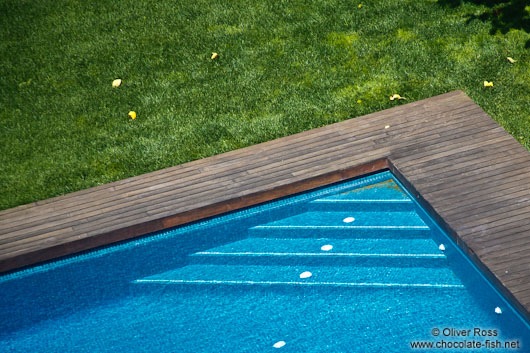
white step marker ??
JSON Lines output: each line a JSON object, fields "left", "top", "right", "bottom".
{"left": 299, "top": 271, "right": 312, "bottom": 279}
{"left": 438, "top": 244, "right": 446, "bottom": 251}
{"left": 321, "top": 244, "right": 333, "bottom": 251}
{"left": 495, "top": 307, "right": 502, "bottom": 315}
{"left": 343, "top": 217, "right": 355, "bottom": 223}
{"left": 273, "top": 341, "right": 286, "bottom": 349}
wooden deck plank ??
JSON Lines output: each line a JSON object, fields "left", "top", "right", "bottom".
{"left": 0, "top": 152, "right": 389, "bottom": 256}
{"left": 0, "top": 157, "right": 389, "bottom": 258}
{"left": 487, "top": 246, "right": 530, "bottom": 266}
{"left": 469, "top": 220, "right": 530, "bottom": 245}
{"left": 421, "top": 166, "right": 530, "bottom": 206}
{"left": 453, "top": 198, "right": 530, "bottom": 233}
{"left": 472, "top": 228, "right": 530, "bottom": 253}
{"left": 396, "top": 141, "right": 522, "bottom": 181}
{"left": 484, "top": 248, "right": 530, "bottom": 269}
{"left": 448, "top": 190, "right": 530, "bottom": 225}
{"left": 415, "top": 154, "right": 530, "bottom": 192}
{"left": 442, "top": 180, "right": 530, "bottom": 212}
{"left": 461, "top": 219, "right": 530, "bottom": 250}
{"left": 502, "top": 265, "right": 530, "bottom": 284}
{"left": 514, "top": 284, "right": 530, "bottom": 295}
{"left": 0, "top": 148, "right": 389, "bottom": 247}
{"left": 393, "top": 141, "right": 516, "bottom": 182}
{"left": 0, "top": 141, "right": 387, "bottom": 243}
{"left": 496, "top": 277, "right": 530, "bottom": 297}
{"left": 408, "top": 154, "right": 529, "bottom": 190}
{"left": 393, "top": 131, "right": 511, "bottom": 170}
{"left": 423, "top": 167, "right": 530, "bottom": 210}
{"left": 441, "top": 182, "right": 530, "bottom": 218}
{"left": 2, "top": 90, "right": 530, "bottom": 321}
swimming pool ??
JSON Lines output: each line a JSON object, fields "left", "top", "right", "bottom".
{"left": 1, "top": 170, "right": 529, "bottom": 352}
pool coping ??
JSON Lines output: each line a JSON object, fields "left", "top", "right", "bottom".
{"left": 2, "top": 90, "right": 530, "bottom": 320}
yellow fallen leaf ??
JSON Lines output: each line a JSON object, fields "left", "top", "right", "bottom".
{"left": 385, "top": 125, "right": 390, "bottom": 129}
{"left": 507, "top": 57, "right": 516, "bottom": 64}
{"left": 389, "top": 94, "right": 406, "bottom": 101}
{"left": 112, "top": 79, "right": 122, "bottom": 87}
{"left": 128, "top": 111, "right": 137, "bottom": 120}
{"left": 484, "top": 81, "right": 493, "bottom": 87}
{"left": 357, "top": 99, "right": 362, "bottom": 104}
{"left": 358, "top": 4, "right": 362, "bottom": 8}
{"left": 211, "top": 52, "right": 219, "bottom": 60}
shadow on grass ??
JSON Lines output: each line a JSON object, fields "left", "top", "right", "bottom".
{"left": 438, "top": 0, "right": 530, "bottom": 48}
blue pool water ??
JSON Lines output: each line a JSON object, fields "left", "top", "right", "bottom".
{"left": 1, "top": 171, "right": 529, "bottom": 352}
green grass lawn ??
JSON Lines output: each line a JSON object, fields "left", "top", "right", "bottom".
{"left": 1, "top": 0, "right": 530, "bottom": 211}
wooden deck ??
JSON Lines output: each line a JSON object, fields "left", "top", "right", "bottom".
{"left": 2, "top": 90, "right": 530, "bottom": 318}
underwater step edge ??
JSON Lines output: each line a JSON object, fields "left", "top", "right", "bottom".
{"left": 188, "top": 237, "right": 447, "bottom": 268}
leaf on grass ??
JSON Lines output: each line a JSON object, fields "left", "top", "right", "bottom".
{"left": 112, "top": 79, "right": 122, "bottom": 87}
{"left": 18, "top": 79, "right": 32, "bottom": 87}
{"left": 389, "top": 94, "right": 406, "bottom": 101}
{"left": 128, "top": 111, "right": 137, "bottom": 120}
{"left": 507, "top": 57, "right": 516, "bottom": 64}
{"left": 211, "top": 52, "right": 219, "bottom": 60}
{"left": 483, "top": 81, "right": 493, "bottom": 87}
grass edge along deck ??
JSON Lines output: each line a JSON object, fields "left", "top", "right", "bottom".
{"left": 2, "top": 90, "right": 530, "bottom": 322}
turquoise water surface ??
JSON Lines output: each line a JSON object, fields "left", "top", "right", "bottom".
{"left": 1, "top": 171, "right": 529, "bottom": 352}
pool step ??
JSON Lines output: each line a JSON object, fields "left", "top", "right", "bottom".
{"left": 134, "top": 264, "right": 464, "bottom": 289}
{"left": 189, "top": 238, "right": 447, "bottom": 267}
{"left": 308, "top": 179, "right": 414, "bottom": 211}
{"left": 248, "top": 211, "right": 432, "bottom": 238}
{"left": 308, "top": 199, "right": 414, "bottom": 212}
{"left": 322, "top": 179, "right": 410, "bottom": 200}
{"left": 133, "top": 180, "right": 460, "bottom": 291}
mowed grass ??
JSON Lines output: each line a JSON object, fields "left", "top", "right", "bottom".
{"left": 1, "top": 0, "right": 530, "bottom": 210}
